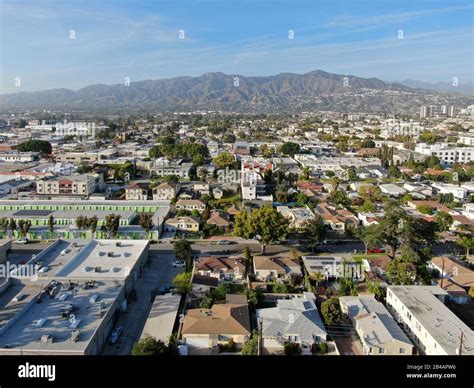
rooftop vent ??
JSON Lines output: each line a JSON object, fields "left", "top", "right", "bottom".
{"left": 40, "top": 334, "right": 54, "bottom": 343}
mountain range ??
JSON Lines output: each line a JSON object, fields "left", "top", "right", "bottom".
{"left": 1, "top": 70, "right": 472, "bottom": 113}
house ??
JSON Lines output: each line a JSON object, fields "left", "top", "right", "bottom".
{"left": 164, "top": 216, "right": 200, "bottom": 233}
{"left": 213, "top": 187, "right": 224, "bottom": 199}
{"left": 296, "top": 180, "right": 324, "bottom": 198}
{"left": 367, "top": 255, "right": 391, "bottom": 278}
{"left": 302, "top": 256, "right": 364, "bottom": 280}
{"left": 152, "top": 182, "right": 180, "bottom": 200}
{"left": 429, "top": 256, "right": 474, "bottom": 304}
{"left": 175, "top": 199, "right": 206, "bottom": 213}
{"left": 315, "top": 202, "right": 358, "bottom": 232}
{"left": 276, "top": 206, "right": 315, "bottom": 230}
{"left": 379, "top": 183, "right": 406, "bottom": 197}
{"left": 194, "top": 256, "right": 246, "bottom": 281}
{"left": 206, "top": 210, "right": 231, "bottom": 230}
{"left": 256, "top": 292, "right": 327, "bottom": 355}
{"left": 253, "top": 255, "right": 302, "bottom": 282}
{"left": 181, "top": 300, "right": 251, "bottom": 354}
{"left": 386, "top": 285, "right": 474, "bottom": 355}
{"left": 192, "top": 274, "right": 219, "bottom": 297}
{"left": 339, "top": 296, "right": 414, "bottom": 355}
{"left": 125, "top": 183, "right": 149, "bottom": 201}
{"left": 193, "top": 182, "right": 210, "bottom": 196}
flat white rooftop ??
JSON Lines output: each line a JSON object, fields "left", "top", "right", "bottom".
{"left": 388, "top": 286, "right": 474, "bottom": 355}
{"left": 0, "top": 279, "right": 121, "bottom": 354}
{"left": 140, "top": 293, "right": 181, "bottom": 343}
{"left": 54, "top": 239, "right": 149, "bottom": 280}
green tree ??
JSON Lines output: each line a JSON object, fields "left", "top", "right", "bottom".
{"left": 233, "top": 206, "right": 289, "bottom": 253}
{"left": 241, "top": 330, "right": 259, "bottom": 355}
{"left": 86, "top": 216, "right": 98, "bottom": 236}
{"left": 0, "top": 218, "right": 8, "bottom": 235}
{"left": 320, "top": 297, "right": 341, "bottom": 325}
{"left": 48, "top": 215, "right": 54, "bottom": 233}
{"left": 17, "top": 140, "right": 52, "bottom": 154}
{"left": 457, "top": 235, "right": 474, "bottom": 257}
{"left": 280, "top": 142, "right": 300, "bottom": 157}
{"left": 17, "top": 219, "right": 32, "bottom": 238}
{"left": 139, "top": 213, "right": 154, "bottom": 234}
{"left": 435, "top": 211, "right": 453, "bottom": 232}
{"left": 172, "top": 272, "right": 192, "bottom": 295}
{"left": 174, "top": 239, "right": 193, "bottom": 271}
{"left": 212, "top": 152, "right": 236, "bottom": 169}
{"left": 303, "top": 215, "right": 326, "bottom": 253}
{"left": 9, "top": 218, "right": 17, "bottom": 234}
{"left": 386, "top": 259, "right": 416, "bottom": 285}
{"left": 131, "top": 335, "right": 177, "bottom": 355}
{"left": 75, "top": 215, "right": 86, "bottom": 230}
{"left": 272, "top": 283, "right": 288, "bottom": 293}
{"left": 105, "top": 214, "right": 121, "bottom": 237}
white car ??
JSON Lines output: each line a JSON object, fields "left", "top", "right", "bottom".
{"left": 13, "top": 239, "right": 28, "bottom": 244}
{"left": 172, "top": 260, "right": 185, "bottom": 268}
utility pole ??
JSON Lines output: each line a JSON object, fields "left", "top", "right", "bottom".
{"left": 458, "top": 330, "right": 465, "bottom": 355}
{"left": 440, "top": 258, "right": 445, "bottom": 289}
{"left": 257, "top": 318, "right": 263, "bottom": 356}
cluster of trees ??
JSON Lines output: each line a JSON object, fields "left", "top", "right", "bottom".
{"left": 0, "top": 218, "right": 19, "bottom": 235}
{"left": 131, "top": 335, "right": 178, "bottom": 356}
{"left": 17, "top": 140, "right": 52, "bottom": 154}
{"left": 138, "top": 214, "right": 154, "bottom": 233}
{"left": 0, "top": 218, "right": 31, "bottom": 237}
{"left": 149, "top": 136, "right": 209, "bottom": 164}
{"left": 358, "top": 202, "right": 438, "bottom": 285}
{"left": 75, "top": 216, "right": 99, "bottom": 235}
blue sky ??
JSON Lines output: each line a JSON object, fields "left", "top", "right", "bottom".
{"left": 1, "top": 0, "right": 473, "bottom": 93}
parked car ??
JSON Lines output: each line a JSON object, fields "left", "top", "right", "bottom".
{"left": 216, "top": 240, "right": 233, "bottom": 245}
{"left": 13, "top": 238, "right": 28, "bottom": 244}
{"left": 172, "top": 260, "right": 185, "bottom": 268}
{"left": 109, "top": 326, "right": 123, "bottom": 344}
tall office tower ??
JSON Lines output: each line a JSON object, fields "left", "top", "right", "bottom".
{"left": 448, "top": 105, "right": 456, "bottom": 117}
{"left": 419, "top": 106, "right": 429, "bottom": 118}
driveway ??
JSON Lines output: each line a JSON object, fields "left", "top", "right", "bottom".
{"left": 101, "top": 249, "right": 183, "bottom": 355}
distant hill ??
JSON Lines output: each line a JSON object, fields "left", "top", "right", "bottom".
{"left": 399, "top": 79, "right": 474, "bottom": 96}
{"left": 1, "top": 70, "right": 472, "bottom": 113}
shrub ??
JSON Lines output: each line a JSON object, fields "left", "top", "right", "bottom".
{"left": 311, "top": 343, "right": 320, "bottom": 354}
{"left": 319, "top": 343, "right": 329, "bottom": 354}
{"left": 272, "top": 283, "right": 289, "bottom": 293}
{"left": 284, "top": 342, "right": 301, "bottom": 355}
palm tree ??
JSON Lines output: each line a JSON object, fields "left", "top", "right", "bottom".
{"left": 457, "top": 235, "right": 474, "bottom": 259}
{"left": 312, "top": 272, "right": 326, "bottom": 287}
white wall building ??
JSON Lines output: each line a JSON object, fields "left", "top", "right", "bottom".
{"left": 386, "top": 285, "right": 474, "bottom": 355}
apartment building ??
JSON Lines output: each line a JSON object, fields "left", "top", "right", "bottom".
{"left": 36, "top": 173, "right": 104, "bottom": 197}
{"left": 415, "top": 143, "right": 474, "bottom": 166}
{"left": 340, "top": 296, "right": 414, "bottom": 355}
{"left": 386, "top": 285, "right": 474, "bottom": 355}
